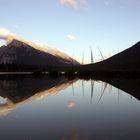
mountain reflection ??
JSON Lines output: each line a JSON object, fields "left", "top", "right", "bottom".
{"left": 0, "top": 76, "right": 140, "bottom": 116}
{"left": 0, "top": 76, "right": 77, "bottom": 116}
{"left": 0, "top": 77, "right": 140, "bottom": 140}
{"left": 100, "top": 78, "right": 140, "bottom": 101}
{"left": 80, "top": 77, "right": 140, "bottom": 104}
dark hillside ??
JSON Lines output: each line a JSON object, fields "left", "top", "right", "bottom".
{"left": 83, "top": 41, "right": 140, "bottom": 73}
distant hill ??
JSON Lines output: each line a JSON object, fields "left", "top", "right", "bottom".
{"left": 82, "top": 41, "right": 140, "bottom": 73}
{"left": 0, "top": 38, "right": 80, "bottom": 71}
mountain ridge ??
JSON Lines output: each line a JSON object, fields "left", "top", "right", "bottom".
{"left": 82, "top": 41, "right": 140, "bottom": 73}
{"left": 0, "top": 37, "right": 80, "bottom": 71}
{"left": 7, "top": 38, "right": 78, "bottom": 63}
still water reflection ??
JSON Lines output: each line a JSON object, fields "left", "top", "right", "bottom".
{"left": 0, "top": 76, "right": 140, "bottom": 140}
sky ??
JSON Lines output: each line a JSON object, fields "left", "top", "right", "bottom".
{"left": 0, "top": 0, "right": 140, "bottom": 63}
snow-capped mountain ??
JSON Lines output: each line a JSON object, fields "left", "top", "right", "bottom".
{"left": 0, "top": 37, "right": 80, "bottom": 69}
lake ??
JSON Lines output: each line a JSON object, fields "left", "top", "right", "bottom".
{"left": 0, "top": 76, "right": 140, "bottom": 140}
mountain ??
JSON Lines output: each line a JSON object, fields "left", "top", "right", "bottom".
{"left": 0, "top": 37, "right": 80, "bottom": 71}
{"left": 82, "top": 41, "right": 140, "bottom": 73}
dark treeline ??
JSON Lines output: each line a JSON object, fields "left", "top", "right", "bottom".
{"left": 0, "top": 63, "right": 140, "bottom": 79}
{"left": 0, "top": 63, "right": 66, "bottom": 72}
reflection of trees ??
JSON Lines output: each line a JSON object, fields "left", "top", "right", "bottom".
{"left": 80, "top": 78, "right": 136, "bottom": 104}
{"left": 82, "top": 80, "right": 84, "bottom": 96}
{"left": 90, "top": 80, "right": 94, "bottom": 104}
{"left": 97, "top": 82, "right": 108, "bottom": 104}
{"left": 72, "top": 82, "right": 75, "bottom": 96}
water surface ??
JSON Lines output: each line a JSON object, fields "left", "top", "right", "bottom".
{"left": 0, "top": 76, "right": 140, "bottom": 140}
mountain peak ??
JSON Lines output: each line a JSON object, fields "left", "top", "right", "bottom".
{"left": 8, "top": 39, "right": 26, "bottom": 47}
{"left": 0, "top": 35, "right": 80, "bottom": 67}
{"left": 6, "top": 38, "right": 80, "bottom": 65}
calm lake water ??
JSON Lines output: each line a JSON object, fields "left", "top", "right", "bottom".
{"left": 0, "top": 76, "right": 140, "bottom": 140}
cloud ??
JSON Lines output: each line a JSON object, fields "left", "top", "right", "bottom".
{"left": 66, "top": 34, "right": 77, "bottom": 40}
{"left": 60, "top": 0, "right": 77, "bottom": 9}
{"left": 60, "top": 0, "right": 88, "bottom": 9}
{"left": 0, "top": 28, "right": 14, "bottom": 40}
{"left": 0, "top": 28, "right": 20, "bottom": 44}
{"left": 68, "top": 101, "right": 76, "bottom": 108}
